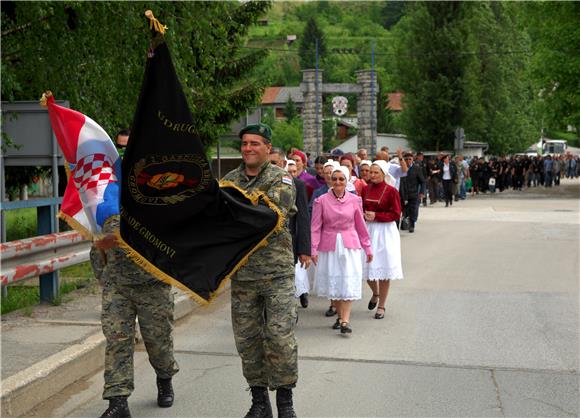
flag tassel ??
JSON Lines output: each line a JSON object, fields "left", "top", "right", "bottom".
{"left": 58, "top": 212, "right": 93, "bottom": 241}
{"left": 145, "top": 10, "right": 167, "bottom": 35}
{"left": 39, "top": 90, "right": 53, "bottom": 108}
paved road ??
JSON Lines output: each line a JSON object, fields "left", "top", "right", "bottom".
{"left": 32, "top": 180, "right": 579, "bottom": 417}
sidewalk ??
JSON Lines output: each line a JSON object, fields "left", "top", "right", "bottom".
{"left": 0, "top": 283, "right": 204, "bottom": 418}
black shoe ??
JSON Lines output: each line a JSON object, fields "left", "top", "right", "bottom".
{"left": 409, "top": 224, "right": 415, "bottom": 233}
{"left": 367, "top": 294, "right": 379, "bottom": 310}
{"left": 100, "top": 397, "right": 131, "bottom": 418}
{"left": 245, "top": 387, "right": 273, "bottom": 418}
{"left": 332, "top": 318, "right": 341, "bottom": 330}
{"left": 276, "top": 388, "right": 297, "bottom": 418}
{"left": 157, "top": 377, "right": 174, "bottom": 408}
{"left": 340, "top": 322, "right": 352, "bottom": 334}
{"left": 445, "top": 202, "right": 449, "bottom": 207}
{"left": 299, "top": 293, "right": 309, "bottom": 308}
{"left": 324, "top": 305, "right": 337, "bottom": 317}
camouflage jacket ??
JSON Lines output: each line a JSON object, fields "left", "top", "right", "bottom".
{"left": 222, "top": 161, "right": 296, "bottom": 281}
{"left": 101, "top": 215, "right": 159, "bottom": 286}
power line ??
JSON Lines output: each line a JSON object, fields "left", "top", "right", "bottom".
{"left": 241, "top": 45, "right": 535, "bottom": 58}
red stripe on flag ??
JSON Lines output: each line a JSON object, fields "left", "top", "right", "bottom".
{"left": 46, "top": 97, "right": 85, "bottom": 163}
{"left": 61, "top": 176, "right": 83, "bottom": 219}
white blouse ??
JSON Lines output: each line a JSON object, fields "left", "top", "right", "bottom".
{"left": 442, "top": 163, "right": 451, "bottom": 180}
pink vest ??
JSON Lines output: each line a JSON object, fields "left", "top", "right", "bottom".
{"left": 311, "top": 189, "right": 372, "bottom": 257}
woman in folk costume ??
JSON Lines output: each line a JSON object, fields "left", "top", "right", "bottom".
{"left": 358, "top": 160, "right": 373, "bottom": 184}
{"left": 289, "top": 149, "right": 318, "bottom": 200}
{"left": 311, "top": 166, "right": 373, "bottom": 335}
{"left": 362, "top": 160, "right": 403, "bottom": 319}
{"left": 339, "top": 153, "right": 365, "bottom": 195}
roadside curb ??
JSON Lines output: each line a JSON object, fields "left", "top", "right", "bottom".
{"left": 0, "top": 292, "right": 198, "bottom": 418}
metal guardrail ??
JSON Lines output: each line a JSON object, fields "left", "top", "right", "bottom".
{"left": 1, "top": 197, "right": 65, "bottom": 302}
{"left": 0, "top": 231, "right": 90, "bottom": 287}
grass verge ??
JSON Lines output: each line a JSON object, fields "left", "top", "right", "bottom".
{"left": 5, "top": 208, "right": 37, "bottom": 241}
{"left": 1, "top": 261, "right": 95, "bottom": 315}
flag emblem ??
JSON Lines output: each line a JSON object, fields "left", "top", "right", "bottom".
{"left": 128, "top": 154, "right": 211, "bottom": 205}
{"left": 73, "top": 153, "right": 117, "bottom": 192}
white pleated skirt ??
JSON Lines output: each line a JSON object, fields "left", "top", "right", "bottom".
{"left": 314, "top": 233, "right": 364, "bottom": 301}
{"left": 363, "top": 221, "right": 404, "bottom": 281}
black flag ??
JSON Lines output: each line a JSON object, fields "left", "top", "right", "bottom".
{"left": 119, "top": 34, "right": 280, "bottom": 303}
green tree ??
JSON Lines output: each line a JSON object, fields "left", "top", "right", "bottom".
{"left": 376, "top": 79, "right": 396, "bottom": 134}
{"left": 283, "top": 97, "right": 298, "bottom": 122}
{"left": 322, "top": 118, "right": 338, "bottom": 152}
{"left": 1, "top": 1, "right": 271, "bottom": 146}
{"left": 393, "top": 2, "right": 536, "bottom": 153}
{"left": 462, "top": 2, "right": 536, "bottom": 154}
{"left": 394, "top": 2, "right": 469, "bottom": 151}
{"left": 271, "top": 118, "right": 303, "bottom": 151}
{"left": 378, "top": 1, "right": 406, "bottom": 29}
{"left": 298, "top": 17, "right": 327, "bottom": 69}
{"left": 525, "top": 2, "right": 580, "bottom": 132}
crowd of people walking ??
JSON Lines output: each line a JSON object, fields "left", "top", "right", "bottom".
{"left": 274, "top": 145, "right": 580, "bottom": 336}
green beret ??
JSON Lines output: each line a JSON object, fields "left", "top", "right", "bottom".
{"left": 238, "top": 123, "right": 272, "bottom": 143}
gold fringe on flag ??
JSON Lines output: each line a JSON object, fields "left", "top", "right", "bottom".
{"left": 58, "top": 212, "right": 94, "bottom": 241}
{"left": 114, "top": 182, "right": 286, "bottom": 306}
{"left": 115, "top": 230, "right": 211, "bottom": 306}
{"left": 217, "top": 181, "right": 286, "bottom": 292}
{"left": 145, "top": 10, "right": 167, "bottom": 35}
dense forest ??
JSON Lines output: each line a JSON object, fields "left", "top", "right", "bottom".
{"left": 2, "top": 1, "right": 579, "bottom": 156}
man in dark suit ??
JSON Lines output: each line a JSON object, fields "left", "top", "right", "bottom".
{"left": 270, "top": 148, "right": 311, "bottom": 308}
{"left": 400, "top": 153, "right": 425, "bottom": 233}
{"left": 415, "top": 152, "right": 428, "bottom": 206}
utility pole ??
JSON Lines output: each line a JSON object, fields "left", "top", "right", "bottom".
{"left": 315, "top": 38, "right": 320, "bottom": 156}
{"left": 371, "top": 40, "right": 376, "bottom": 156}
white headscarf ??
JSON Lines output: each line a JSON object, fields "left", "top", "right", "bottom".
{"left": 324, "top": 160, "right": 340, "bottom": 170}
{"left": 332, "top": 166, "right": 350, "bottom": 181}
{"left": 372, "top": 161, "right": 396, "bottom": 187}
{"left": 372, "top": 160, "right": 390, "bottom": 176}
{"left": 360, "top": 160, "right": 372, "bottom": 168}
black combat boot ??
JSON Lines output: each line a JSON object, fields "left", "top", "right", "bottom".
{"left": 299, "top": 293, "right": 309, "bottom": 308}
{"left": 276, "top": 388, "right": 297, "bottom": 418}
{"left": 100, "top": 396, "right": 131, "bottom": 418}
{"left": 157, "top": 377, "right": 174, "bottom": 407}
{"left": 244, "top": 386, "right": 273, "bottom": 418}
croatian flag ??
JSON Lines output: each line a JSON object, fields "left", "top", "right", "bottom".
{"left": 43, "top": 92, "right": 120, "bottom": 238}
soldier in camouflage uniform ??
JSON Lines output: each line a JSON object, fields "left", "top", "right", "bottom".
{"left": 88, "top": 129, "right": 130, "bottom": 285}
{"left": 222, "top": 123, "right": 298, "bottom": 418}
{"left": 94, "top": 127, "right": 178, "bottom": 418}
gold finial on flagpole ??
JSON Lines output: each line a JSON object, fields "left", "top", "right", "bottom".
{"left": 39, "top": 91, "right": 53, "bottom": 107}
{"left": 145, "top": 10, "right": 167, "bottom": 35}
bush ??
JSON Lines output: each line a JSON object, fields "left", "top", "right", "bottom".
{"left": 272, "top": 119, "right": 304, "bottom": 152}
{"left": 5, "top": 208, "right": 36, "bottom": 241}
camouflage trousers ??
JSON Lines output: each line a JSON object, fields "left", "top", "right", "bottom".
{"left": 101, "top": 281, "right": 179, "bottom": 399}
{"left": 231, "top": 276, "right": 298, "bottom": 390}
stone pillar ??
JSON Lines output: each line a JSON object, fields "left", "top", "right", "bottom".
{"left": 356, "top": 70, "right": 377, "bottom": 154}
{"left": 300, "top": 69, "right": 323, "bottom": 156}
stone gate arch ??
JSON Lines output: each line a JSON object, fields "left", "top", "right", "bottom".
{"left": 300, "top": 69, "right": 377, "bottom": 156}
